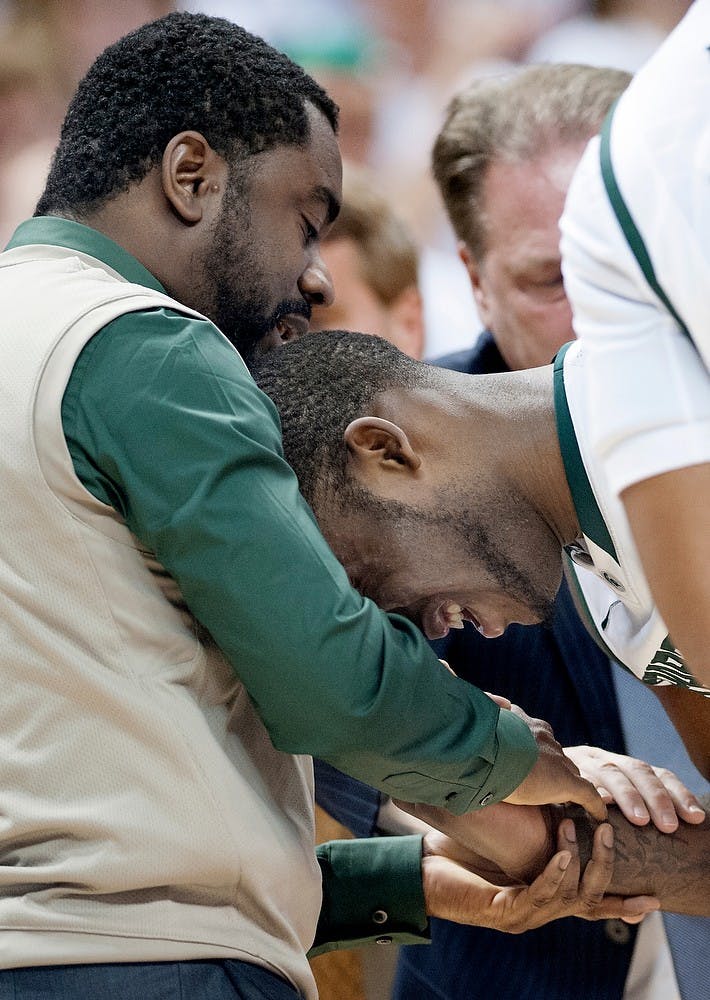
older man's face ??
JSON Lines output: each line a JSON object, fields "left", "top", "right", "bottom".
{"left": 464, "top": 142, "right": 587, "bottom": 371}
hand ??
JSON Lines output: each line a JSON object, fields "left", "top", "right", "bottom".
{"left": 563, "top": 745, "right": 706, "bottom": 833}
{"left": 500, "top": 703, "right": 608, "bottom": 821}
{"left": 421, "top": 820, "right": 659, "bottom": 932}
{"left": 396, "top": 798, "right": 551, "bottom": 885}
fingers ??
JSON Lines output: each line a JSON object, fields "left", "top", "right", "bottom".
{"left": 650, "top": 765, "right": 706, "bottom": 826}
{"left": 523, "top": 847, "right": 573, "bottom": 910}
{"left": 565, "top": 773, "right": 609, "bottom": 822}
{"left": 485, "top": 692, "right": 513, "bottom": 710}
{"left": 577, "top": 822, "right": 615, "bottom": 912}
{"left": 619, "top": 896, "right": 662, "bottom": 923}
{"left": 504, "top": 727, "right": 608, "bottom": 820}
{"left": 563, "top": 746, "right": 706, "bottom": 831}
{"left": 579, "top": 893, "right": 661, "bottom": 923}
{"left": 590, "top": 761, "right": 665, "bottom": 829}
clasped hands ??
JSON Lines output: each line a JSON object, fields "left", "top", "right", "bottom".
{"left": 400, "top": 696, "right": 705, "bottom": 934}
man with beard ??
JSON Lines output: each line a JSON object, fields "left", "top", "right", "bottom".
{"left": 252, "top": 330, "right": 710, "bottom": 756}
{"left": 249, "top": 328, "right": 710, "bottom": 893}
{"left": 0, "top": 11, "right": 636, "bottom": 1000}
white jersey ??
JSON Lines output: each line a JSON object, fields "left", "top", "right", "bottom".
{"left": 560, "top": 0, "right": 710, "bottom": 500}
{"left": 555, "top": 342, "right": 710, "bottom": 697}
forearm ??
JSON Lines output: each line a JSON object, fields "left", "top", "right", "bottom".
{"left": 562, "top": 793, "right": 710, "bottom": 915}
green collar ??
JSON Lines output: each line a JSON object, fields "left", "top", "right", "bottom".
{"left": 6, "top": 217, "right": 166, "bottom": 294}
{"left": 553, "top": 343, "right": 618, "bottom": 562}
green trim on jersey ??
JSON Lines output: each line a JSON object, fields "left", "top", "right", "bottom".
{"left": 553, "top": 343, "right": 618, "bottom": 562}
{"left": 599, "top": 105, "right": 691, "bottom": 341}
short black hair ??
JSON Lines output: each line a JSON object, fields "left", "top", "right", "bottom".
{"left": 251, "top": 330, "right": 428, "bottom": 506}
{"left": 36, "top": 11, "right": 339, "bottom": 216}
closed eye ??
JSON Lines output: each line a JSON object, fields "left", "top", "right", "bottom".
{"left": 302, "top": 217, "right": 318, "bottom": 244}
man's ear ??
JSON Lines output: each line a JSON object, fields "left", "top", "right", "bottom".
{"left": 344, "top": 417, "right": 421, "bottom": 475}
{"left": 458, "top": 241, "right": 491, "bottom": 326}
{"left": 161, "top": 131, "right": 224, "bottom": 224}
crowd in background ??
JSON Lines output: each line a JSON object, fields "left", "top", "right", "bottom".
{"left": 0, "top": 0, "right": 688, "bottom": 357}
{"left": 0, "top": 0, "right": 690, "bottom": 358}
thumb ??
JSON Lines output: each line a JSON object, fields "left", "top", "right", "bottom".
{"left": 568, "top": 774, "right": 608, "bottom": 822}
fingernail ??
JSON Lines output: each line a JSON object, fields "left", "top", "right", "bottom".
{"left": 602, "top": 825, "right": 614, "bottom": 848}
{"left": 688, "top": 804, "right": 705, "bottom": 816}
{"left": 633, "top": 806, "right": 649, "bottom": 820}
{"left": 565, "top": 825, "right": 576, "bottom": 844}
{"left": 661, "top": 812, "right": 677, "bottom": 828}
{"left": 558, "top": 851, "right": 571, "bottom": 871}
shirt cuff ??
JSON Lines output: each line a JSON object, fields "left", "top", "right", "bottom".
{"left": 460, "top": 708, "right": 538, "bottom": 813}
{"left": 309, "top": 835, "right": 430, "bottom": 957}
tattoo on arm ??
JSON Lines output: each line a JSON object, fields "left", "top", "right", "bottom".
{"left": 562, "top": 793, "right": 710, "bottom": 915}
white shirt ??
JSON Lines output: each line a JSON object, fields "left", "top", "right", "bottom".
{"left": 560, "top": 0, "right": 710, "bottom": 499}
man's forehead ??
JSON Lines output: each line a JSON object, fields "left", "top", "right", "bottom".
{"left": 247, "top": 136, "right": 341, "bottom": 213}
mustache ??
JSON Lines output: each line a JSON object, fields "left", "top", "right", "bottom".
{"left": 245, "top": 298, "right": 312, "bottom": 338}
{"left": 228, "top": 299, "right": 312, "bottom": 364}
{"left": 271, "top": 299, "right": 311, "bottom": 328}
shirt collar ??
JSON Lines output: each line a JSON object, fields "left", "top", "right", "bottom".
{"left": 552, "top": 342, "right": 619, "bottom": 562}
{"left": 5, "top": 216, "right": 166, "bottom": 294}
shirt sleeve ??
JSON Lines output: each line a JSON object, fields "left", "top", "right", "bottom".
{"left": 310, "top": 835, "right": 429, "bottom": 955}
{"left": 62, "top": 309, "right": 537, "bottom": 812}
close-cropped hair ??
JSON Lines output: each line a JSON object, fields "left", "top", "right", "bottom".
{"left": 325, "top": 164, "right": 419, "bottom": 305}
{"left": 251, "top": 330, "right": 428, "bottom": 507}
{"left": 36, "top": 11, "right": 339, "bottom": 216}
{"left": 432, "top": 62, "right": 630, "bottom": 259}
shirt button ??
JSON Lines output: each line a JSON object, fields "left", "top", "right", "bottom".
{"left": 372, "top": 909, "right": 388, "bottom": 925}
{"left": 602, "top": 571, "right": 626, "bottom": 592}
{"left": 375, "top": 936, "right": 393, "bottom": 945}
{"left": 479, "top": 792, "right": 494, "bottom": 806}
{"left": 604, "top": 919, "right": 632, "bottom": 945}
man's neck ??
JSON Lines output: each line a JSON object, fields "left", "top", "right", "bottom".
{"left": 456, "top": 364, "right": 581, "bottom": 549}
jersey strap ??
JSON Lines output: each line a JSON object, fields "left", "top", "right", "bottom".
{"left": 553, "top": 343, "right": 618, "bottom": 562}
{"left": 599, "top": 102, "right": 692, "bottom": 343}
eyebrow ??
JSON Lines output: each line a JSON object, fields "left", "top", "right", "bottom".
{"left": 312, "top": 185, "right": 341, "bottom": 225}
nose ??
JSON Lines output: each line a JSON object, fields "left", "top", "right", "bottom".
{"left": 298, "top": 253, "right": 334, "bottom": 308}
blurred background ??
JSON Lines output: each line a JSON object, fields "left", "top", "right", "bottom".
{"left": 0, "top": 0, "right": 690, "bottom": 359}
{"left": 0, "top": 2, "right": 692, "bottom": 998}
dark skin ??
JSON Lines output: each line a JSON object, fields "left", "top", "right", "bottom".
{"left": 406, "top": 792, "right": 710, "bottom": 917}
{"left": 48, "top": 110, "right": 637, "bottom": 930}
{"left": 313, "top": 365, "right": 710, "bottom": 781}
{"left": 58, "top": 106, "right": 633, "bottom": 825}
{"left": 75, "top": 105, "right": 342, "bottom": 355}
{"left": 420, "top": 815, "right": 660, "bottom": 930}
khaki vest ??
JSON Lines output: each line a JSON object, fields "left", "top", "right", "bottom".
{"left": 0, "top": 241, "right": 320, "bottom": 997}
